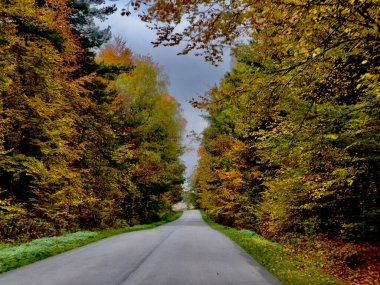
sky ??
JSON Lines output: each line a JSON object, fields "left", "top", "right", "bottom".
{"left": 96, "top": 3, "right": 230, "bottom": 184}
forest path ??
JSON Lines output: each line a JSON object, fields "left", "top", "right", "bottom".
{"left": 0, "top": 210, "right": 282, "bottom": 285}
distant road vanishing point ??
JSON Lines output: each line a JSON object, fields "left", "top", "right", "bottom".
{"left": 0, "top": 210, "right": 282, "bottom": 285}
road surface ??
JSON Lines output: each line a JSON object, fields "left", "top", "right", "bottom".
{"left": 0, "top": 210, "right": 282, "bottom": 285}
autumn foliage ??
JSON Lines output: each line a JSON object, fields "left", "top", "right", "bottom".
{"left": 0, "top": 1, "right": 184, "bottom": 242}
{"left": 124, "top": 0, "right": 379, "bottom": 283}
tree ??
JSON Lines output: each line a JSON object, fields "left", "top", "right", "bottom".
{"left": 115, "top": 56, "right": 185, "bottom": 221}
{"left": 0, "top": 2, "right": 186, "bottom": 239}
{"left": 0, "top": 0, "right": 96, "bottom": 237}
{"left": 187, "top": 0, "right": 379, "bottom": 242}
{"left": 69, "top": 0, "right": 116, "bottom": 49}
{"left": 125, "top": 0, "right": 379, "bottom": 66}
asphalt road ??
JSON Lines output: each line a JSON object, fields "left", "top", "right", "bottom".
{"left": 0, "top": 210, "right": 283, "bottom": 285}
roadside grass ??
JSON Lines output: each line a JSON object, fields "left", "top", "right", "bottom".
{"left": 201, "top": 211, "right": 344, "bottom": 285}
{"left": 0, "top": 212, "right": 182, "bottom": 274}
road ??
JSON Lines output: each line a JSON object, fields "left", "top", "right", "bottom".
{"left": 0, "top": 210, "right": 282, "bottom": 285}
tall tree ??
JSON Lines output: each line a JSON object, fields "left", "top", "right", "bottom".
{"left": 187, "top": 0, "right": 379, "bottom": 242}
{"left": 0, "top": 1, "right": 186, "bottom": 239}
{"left": 114, "top": 56, "right": 185, "bottom": 221}
{"left": 0, "top": 0, "right": 96, "bottom": 237}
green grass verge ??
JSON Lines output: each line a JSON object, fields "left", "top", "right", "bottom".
{"left": 201, "top": 210, "right": 343, "bottom": 285}
{"left": 0, "top": 212, "right": 182, "bottom": 274}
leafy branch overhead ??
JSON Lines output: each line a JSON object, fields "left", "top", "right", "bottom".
{"left": 122, "top": 0, "right": 379, "bottom": 65}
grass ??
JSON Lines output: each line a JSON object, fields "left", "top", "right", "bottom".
{"left": 201, "top": 210, "right": 344, "bottom": 285}
{"left": 0, "top": 212, "right": 182, "bottom": 274}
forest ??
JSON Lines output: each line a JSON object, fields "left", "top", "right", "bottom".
{"left": 0, "top": 0, "right": 379, "bottom": 284}
{"left": 0, "top": 0, "right": 185, "bottom": 242}
{"left": 125, "top": 0, "right": 379, "bottom": 283}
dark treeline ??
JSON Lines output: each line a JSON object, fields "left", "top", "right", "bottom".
{"left": 0, "top": 0, "right": 184, "bottom": 242}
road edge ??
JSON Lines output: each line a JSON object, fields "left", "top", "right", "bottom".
{"left": 0, "top": 211, "right": 183, "bottom": 274}
{"left": 200, "top": 210, "right": 343, "bottom": 285}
